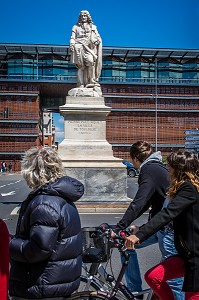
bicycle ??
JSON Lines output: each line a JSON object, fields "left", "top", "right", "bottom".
{"left": 70, "top": 224, "right": 158, "bottom": 300}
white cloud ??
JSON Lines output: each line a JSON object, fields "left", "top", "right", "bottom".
{"left": 55, "top": 132, "right": 64, "bottom": 143}
{"left": 55, "top": 126, "right": 64, "bottom": 143}
{"left": 53, "top": 113, "right": 64, "bottom": 143}
{"left": 55, "top": 125, "right": 63, "bottom": 132}
{"left": 58, "top": 117, "right": 64, "bottom": 124}
{"left": 55, "top": 131, "right": 64, "bottom": 138}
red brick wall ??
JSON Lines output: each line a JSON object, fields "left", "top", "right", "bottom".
{"left": 0, "top": 84, "right": 40, "bottom": 171}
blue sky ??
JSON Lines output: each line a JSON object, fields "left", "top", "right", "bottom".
{"left": 1, "top": 0, "right": 199, "bottom": 143}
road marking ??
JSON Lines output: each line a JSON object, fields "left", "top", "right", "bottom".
{"left": 11, "top": 206, "right": 21, "bottom": 215}
{"left": 0, "top": 180, "right": 21, "bottom": 189}
{"left": 7, "top": 180, "right": 21, "bottom": 186}
{"left": 1, "top": 191, "right": 16, "bottom": 196}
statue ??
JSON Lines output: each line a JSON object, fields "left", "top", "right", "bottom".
{"left": 69, "top": 10, "right": 102, "bottom": 96}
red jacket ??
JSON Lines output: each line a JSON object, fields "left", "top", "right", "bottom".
{"left": 0, "top": 219, "right": 9, "bottom": 300}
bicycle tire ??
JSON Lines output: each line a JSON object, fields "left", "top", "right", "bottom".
{"left": 78, "top": 276, "right": 154, "bottom": 300}
{"left": 77, "top": 275, "right": 102, "bottom": 292}
{"left": 79, "top": 275, "right": 127, "bottom": 299}
{"left": 71, "top": 291, "right": 118, "bottom": 299}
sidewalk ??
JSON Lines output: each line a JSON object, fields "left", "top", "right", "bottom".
{"left": 76, "top": 203, "right": 130, "bottom": 213}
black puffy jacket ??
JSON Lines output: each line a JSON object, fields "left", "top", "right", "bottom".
{"left": 9, "top": 176, "right": 84, "bottom": 299}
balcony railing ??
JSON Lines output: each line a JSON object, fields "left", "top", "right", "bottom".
{"left": 0, "top": 74, "right": 199, "bottom": 85}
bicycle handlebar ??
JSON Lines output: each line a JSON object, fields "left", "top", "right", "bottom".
{"left": 96, "top": 223, "right": 133, "bottom": 253}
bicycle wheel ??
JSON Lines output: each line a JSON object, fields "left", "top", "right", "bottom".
{"left": 77, "top": 275, "right": 102, "bottom": 292}
{"left": 71, "top": 291, "right": 116, "bottom": 299}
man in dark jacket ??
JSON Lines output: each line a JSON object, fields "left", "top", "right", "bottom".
{"left": 9, "top": 147, "right": 84, "bottom": 299}
{"left": 114, "top": 141, "right": 184, "bottom": 300}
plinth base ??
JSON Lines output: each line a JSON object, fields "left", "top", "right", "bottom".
{"left": 64, "top": 167, "right": 131, "bottom": 204}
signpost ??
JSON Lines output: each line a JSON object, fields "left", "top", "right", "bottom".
{"left": 184, "top": 130, "right": 199, "bottom": 135}
{"left": 185, "top": 144, "right": 199, "bottom": 149}
{"left": 185, "top": 136, "right": 199, "bottom": 141}
{"left": 184, "top": 129, "right": 199, "bottom": 154}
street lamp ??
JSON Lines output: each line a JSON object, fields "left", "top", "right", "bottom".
{"left": 41, "top": 108, "right": 48, "bottom": 146}
{"left": 150, "top": 94, "right": 158, "bottom": 152}
{"left": 153, "top": 57, "right": 158, "bottom": 152}
{"left": 155, "top": 94, "right": 158, "bottom": 152}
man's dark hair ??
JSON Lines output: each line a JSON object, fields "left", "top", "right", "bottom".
{"left": 130, "top": 141, "right": 153, "bottom": 163}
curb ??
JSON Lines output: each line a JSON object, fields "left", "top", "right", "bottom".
{"left": 76, "top": 204, "right": 129, "bottom": 213}
{"left": 77, "top": 207, "right": 128, "bottom": 213}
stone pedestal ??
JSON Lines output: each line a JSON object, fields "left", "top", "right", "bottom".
{"left": 58, "top": 96, "right": 130, "bottom": 204}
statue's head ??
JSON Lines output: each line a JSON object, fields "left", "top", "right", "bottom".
{"left": 78, "top": 10, "right": 92, "bottom": 24}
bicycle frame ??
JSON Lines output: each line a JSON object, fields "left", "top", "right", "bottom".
{"left": 76, "top": 227, "right": 154, "bottom": 300}
{"left": 81, "top": 248, "right": 151, "bottom": 299}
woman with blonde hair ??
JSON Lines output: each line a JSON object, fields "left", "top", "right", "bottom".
{"left": 125, "top": 150, "right": 199, "bottom": 300}
{"left": 9, "top": 146, "right": 84, "bottom": 299}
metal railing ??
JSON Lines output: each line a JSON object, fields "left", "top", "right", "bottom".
{"left": 0, "top": 74, "right": 199, "bottom": 85}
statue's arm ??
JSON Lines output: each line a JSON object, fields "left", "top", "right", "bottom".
{"left": 70, "top": 26, "right": 77, "bottom": 50}
{"left": 91, "top": 25, "right": 102, "bottom": 45}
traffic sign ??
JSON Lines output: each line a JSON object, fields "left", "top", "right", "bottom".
{"left": 184, "top": 135, "right": 199, "bottom": 142}
{"left": 185, "top": 141, "right": 199, "bottom": 145}
{"left": 185, "top": 136, "right": 199, "bottom": 141}
{"left": 185, "top": 144, "right": 199, "bottom": 149}
{"left": 184, "top": 130, "right": 199, "bottom": 135}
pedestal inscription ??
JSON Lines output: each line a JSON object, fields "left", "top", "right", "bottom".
{"left": 66, "top": 120, "right": 104, "bottom": 139}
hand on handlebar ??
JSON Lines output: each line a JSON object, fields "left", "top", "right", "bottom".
{"left": 109, "top": 229, "right": 116, "bottom": 238}
{"left": 125, "top": 235, "right": 140, "bottom": 250}
{"left": 129, "top": 225, "right": 139, "bottom": 234}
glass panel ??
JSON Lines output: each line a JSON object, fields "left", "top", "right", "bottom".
{"left": 7, "top": 58, "right": 36, "bottom": 79}
{"left": 183, "top": 63, "right": 199, "bottom": 79}
{"left": 38, "top": 59, "right": 76, "bottom": 80}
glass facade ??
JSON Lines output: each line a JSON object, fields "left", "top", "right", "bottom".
{"left": 5, "top": 54, "right": 77, "bottom": 81}
{"left": 7, "top": 57, "right": 37, "bottom": 79}
{"left": 2, "top": 50, "right": 199, "bottom": 84}
{"left": 38, "top": 56, "right": 76, "bottom": 81}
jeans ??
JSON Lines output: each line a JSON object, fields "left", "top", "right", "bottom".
{"left": 121, "top": 230, "right": 184, "bottom": 300}
{"left": 121, "top": 233, "right": 158, "bottom": 292}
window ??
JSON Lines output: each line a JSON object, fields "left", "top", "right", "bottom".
{"left": 7, "top": 56, "right": 36, "bottom": 79}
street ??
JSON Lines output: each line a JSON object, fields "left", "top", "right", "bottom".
{"left": 0, "top": 173, "right": 160, "bottom": 289}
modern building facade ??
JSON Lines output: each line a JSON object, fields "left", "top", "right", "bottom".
{"left": 0, "top": 43, "right": 199, "bottom": 170}
{"left": 39, "top": 111, "right": 56, "bottom": 148}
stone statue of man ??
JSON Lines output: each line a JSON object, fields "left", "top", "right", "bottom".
{"left": 70, "top": 10, "right": 102, "bottom": 88}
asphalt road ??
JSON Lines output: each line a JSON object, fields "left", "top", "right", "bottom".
{"left": 0, "top": 173, "right": 161, "bottom": 289}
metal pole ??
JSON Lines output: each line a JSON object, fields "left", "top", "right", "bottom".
{"left": 155, "top": 94, "right": 157, "bottom": 152}
{"left": 155, "top": 58, "right": 158, "bottom": 152}
{"left": 42, "top": 110, "right": 44, "bottom": 146}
